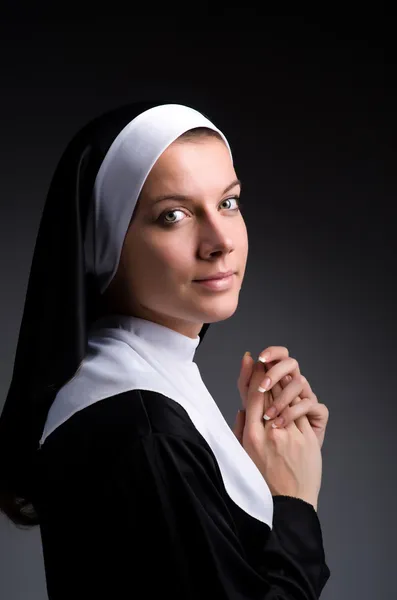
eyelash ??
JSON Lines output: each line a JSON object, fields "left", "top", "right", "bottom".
{"left": 159, "top": 196, "right": 244, "bottom": 227}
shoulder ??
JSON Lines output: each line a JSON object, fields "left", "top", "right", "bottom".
{"left": 39, "top": 389, "right": 206, "bottom": 457}
{"left": 35, "top": 389, "right": 226, "bottom": 512}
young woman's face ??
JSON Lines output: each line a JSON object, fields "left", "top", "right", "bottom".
{"left": 106, "top": 136, "right": 248, "bottom": 338}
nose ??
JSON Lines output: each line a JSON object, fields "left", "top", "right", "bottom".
{"left": 198, "top": 213, "right": 235, "bottom": 259}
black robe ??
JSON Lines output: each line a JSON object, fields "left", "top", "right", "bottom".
{"left": 32, "top": 389, "right": 330, "bottom": 599}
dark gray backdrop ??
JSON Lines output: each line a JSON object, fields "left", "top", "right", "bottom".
{"left": 0, "top": 14, "right": 395, "bottom": 600}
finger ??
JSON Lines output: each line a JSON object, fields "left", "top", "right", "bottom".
{"left": 276, "top": 361, "right": 302, "bottom": 396}
{"left": 287, "top": 375, "right": 316, "bottom": 409}
{"left": 246, "top": 361, "right": 273, "bottom": 425}
{"left": 275, "top": 401, "right": 329, "bottom": 446}
{"left": 294, "top": 413, "right": 314, "bottom": 436}
{"left": 254, "top": 360, "right": 274, "bottom": 413}
{"left": 257, "top": 347, "right": 290, "bottom": 399}
{"left": 237, "top": 352, "right": 255, "bottom": 409}
{"left": 272, "top": 397, "right": 317, "bottom": 429}
{"left": 268, "top": 367, "right": 303, "bottom": 421}
{"left": 263, "top": 373, "right": 318, "bottom": 421}
{"left": 258, "top": 357, "right": 300, "bottom": 395}
{"left": 257, "top": 346, "right": 290, "bottom": 365}
{"left": 289, "top": 402, "right": 329, "bottom": 437}
{"left": 256, "top": 344, "right": 292, "bottom": 394}
{"left": 232, "top": 409, "right": 246, "bottom": 444}
{"left": 262, "top": 359, "right": 284, "bottom": 400}
{"left": 270, "top": 401, "right": 314, "bottom": 437}
{"left": 259, "top": 357, "right": 299, "bottom": 419}
{"left": 283, "top": 375, "right": 302, "bottom": 406}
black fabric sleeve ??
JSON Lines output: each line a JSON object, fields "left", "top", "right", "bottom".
{"left": 260, "top": 496, "right": 331, "bottom": 597}
{"left": 109, "top": 432, "right": 330, "bottom": 599}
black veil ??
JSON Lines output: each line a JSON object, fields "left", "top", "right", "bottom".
{"left": 0, "top": 101, "right": 211, "bottom": 525}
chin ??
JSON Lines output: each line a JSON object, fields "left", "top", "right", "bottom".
{"left": 197, "top": 297, "right": 240, "bottom": 324}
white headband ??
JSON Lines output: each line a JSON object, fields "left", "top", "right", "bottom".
{"left": 84, "top": 104, "right": 233, "bottom": 293}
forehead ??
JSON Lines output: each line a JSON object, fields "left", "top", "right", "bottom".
{"left": 142, "top": 137, "right": 236, "bottom": 196}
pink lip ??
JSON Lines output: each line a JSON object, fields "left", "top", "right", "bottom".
{"left": 194, "top": 270, "right": 235, "bottom": 281}
{"left": 193, "top": 273, "right": 235, "bottom": 291}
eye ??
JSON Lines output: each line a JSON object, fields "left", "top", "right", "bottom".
{"left": 161, "top": 208, "right": 188, "bottom": 226}
{"left": 159, "top": 196, "right": 243, "bottom": 226}
{"left": 220, "top": 196, "right": 243, "bottom": 211}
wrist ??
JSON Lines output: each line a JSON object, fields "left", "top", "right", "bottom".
{"left": 272, "top": 493, "right": 318, "bottom": 512}
{"left": 298, "top": 495, "right": 318, "bottom": 511}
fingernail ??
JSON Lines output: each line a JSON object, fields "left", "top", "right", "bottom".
{"left": 243, "top": 351, "right": 251, "bottom": 359}
{"left": 258, "top": 377, "right": 271, "bottom": 392}
{"left": 265, "top": 405, "right": 277, "bottom": 419}
{"left": 258, "top": 353, "right": 269, "bottom": 363}
{"left": 272, "top": 416, "right": 284, "bottom": 428}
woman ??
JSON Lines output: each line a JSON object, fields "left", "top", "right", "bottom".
{"left": 0, "top": 101, "right": 331, "bottom": 598}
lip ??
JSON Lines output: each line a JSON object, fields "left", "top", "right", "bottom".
{"left": 193, "top": 273, "right": 235, "bottom": 291}
{"left": 194, "top": 270, "right": 235, "bottom": 281}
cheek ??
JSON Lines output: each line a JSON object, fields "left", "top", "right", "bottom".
{"left": 238, "top": 221, "right": 249, "bottom": 256}
{"left": 127, "top": 234, "right": 190, "bottom": 282}
{"left": 152, "top": 242, "right": 191, "bottom": 277}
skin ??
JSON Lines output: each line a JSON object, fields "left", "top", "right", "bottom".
{"left": 102, "top": 136, "right": 247, "bottom": 339}
{"left": 236, "top": 349, "right": 329, "bottom": 449}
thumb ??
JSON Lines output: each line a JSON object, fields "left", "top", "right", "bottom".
{"left": 238, "top": 351, "right": 255, "bottom": 409}
{"left": 232, "top": 409, "right": 246, "bottom": 445}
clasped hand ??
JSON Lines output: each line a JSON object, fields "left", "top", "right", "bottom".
{"left": 234, "top": 346, "right": 329, "bottom": 449}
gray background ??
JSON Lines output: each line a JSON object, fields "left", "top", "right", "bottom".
{"left": 1, "top": 14, "right": 396, "bottom": 600}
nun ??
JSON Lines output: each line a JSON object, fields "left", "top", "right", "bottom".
{"left": 0, "top": 102, "right": 330, "bottom": 599}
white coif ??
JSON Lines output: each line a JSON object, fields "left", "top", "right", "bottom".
{"left": 84, "top": 104, "right": 233, "bottom": 293}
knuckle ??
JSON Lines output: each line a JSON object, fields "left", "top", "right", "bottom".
{"left": 268, "top": 426, "right": 283, "bottom": 443}
{"left": 321, "top": 403, "right": 329, "bottom": 418}
{"left": 289, "top": 396, "right": 301, "bottom": 406}
{"left": 292, "top": 373, "right": 303, "bottom": 385}
{"left": 260, "top": 346, "right": 273, "bottom": 357}
{"left": 260, "top": 346, "right": 290, "bottom": 358}
{"left": 247, "top": 429, "right": 262, "bottom": 447}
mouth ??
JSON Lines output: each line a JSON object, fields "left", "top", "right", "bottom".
{"left": 194, "top": 270, "right": 235, "bottom": 282}
{"left": 193, "top": 273, "right": 235, "bottom": 291}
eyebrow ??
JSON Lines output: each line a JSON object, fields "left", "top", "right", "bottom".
{"left": 151, "top": 178, "right": 242, "bottom": 206}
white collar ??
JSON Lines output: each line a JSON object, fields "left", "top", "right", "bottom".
{"left": 89, "top": 314, "right": 200, "bottom": 363}
{"left": 40, "top": 314, "right": 274, "bottom": 528}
